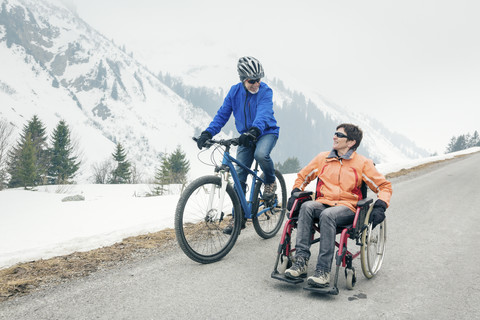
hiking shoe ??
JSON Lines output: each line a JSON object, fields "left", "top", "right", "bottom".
{"left": 307, "top": 270, "right": 330, "bottom": 288}
{"left": 263, "top": 182, "right": 277, "bottom": 200}
{"left": 285, "top": 256, "right": 308, "bottom": 279}
{"left": 223, "top": 218, "right": 246, "bottom": 235}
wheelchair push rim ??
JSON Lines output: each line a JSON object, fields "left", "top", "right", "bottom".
{"left": 360, "top": 207, "right": 387, "bottom": 279}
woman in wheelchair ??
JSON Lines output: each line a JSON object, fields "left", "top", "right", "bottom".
{"left": 284, "top": 123, "right": 392, "bottom": 288}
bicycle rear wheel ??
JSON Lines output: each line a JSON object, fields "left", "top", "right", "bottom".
{"left": 175, "top": 175, "right": 242, "bottom": 264}
{"left": 251, "top": 170, "right": 287, "bottom": 239}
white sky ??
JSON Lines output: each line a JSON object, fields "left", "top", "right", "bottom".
{"left": 67, "top": 0, "right": 480, "bottom": 154}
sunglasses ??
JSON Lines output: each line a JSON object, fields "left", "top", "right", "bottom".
{"left": 334, "top": 131, "right": 349, "bottom": 139}
{"left": 247, "top": 79, "right": 261, "bottom": 84}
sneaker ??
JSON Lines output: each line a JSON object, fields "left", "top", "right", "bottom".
{"left": 263, "top": 182, "right": 277, "bottom": 200}
{"left": 285, "top": 256, "right": 308, "bottom": 279}
{"left": 223, "top": 218, "right": 246, "bottom": 235}
{"left": 307, "top": 270, "right": 330, "bottom": 288}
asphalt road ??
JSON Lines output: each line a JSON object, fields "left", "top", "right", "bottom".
{"left": 1, "top": 152, "right": 480, "bottom": 320}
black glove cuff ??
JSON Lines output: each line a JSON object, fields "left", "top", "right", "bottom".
{"left": 291, "top": 187, "right": 301, "bottom": 196}
{"left": 374, "top": 199, "right": 387, "bottom": 210}
{"left": 201, "top": 131, "right": 212, "bottom": 139}
{"left": 249, "top": 127, "right": 261, "bottom": 138}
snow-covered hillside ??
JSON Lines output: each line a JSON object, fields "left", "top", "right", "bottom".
{"left": 0, "top": 0, "right": 213, "bottom": 182}
{"left": 0, "top": 0, "right": 428, "bottom": 184}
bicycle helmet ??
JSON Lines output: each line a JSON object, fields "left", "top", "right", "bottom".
{"left": 237, "top": 56, "right": 265, "bottom": 81}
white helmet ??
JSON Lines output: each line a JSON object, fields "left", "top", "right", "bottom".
{"left": 237, "top": 56, "right": 264, "bottom": 81}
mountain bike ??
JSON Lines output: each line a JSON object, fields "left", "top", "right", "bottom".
{"left": 175, "top": 137, "right": 287, "bottom": 264}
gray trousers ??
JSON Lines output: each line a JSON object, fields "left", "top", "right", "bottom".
{"left": 295, "top": 200, "right": 355, "bottom": 272}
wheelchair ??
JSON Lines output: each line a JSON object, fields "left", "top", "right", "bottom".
{"left": 271, "top": 185, "right": 387, "bottom": 295}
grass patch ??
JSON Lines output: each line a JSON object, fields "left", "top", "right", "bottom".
{"left": 0, "top": 228, "right": 176, "bottom": 302}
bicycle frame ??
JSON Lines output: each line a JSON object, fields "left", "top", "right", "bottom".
{"left": 217, "top": 147, "right": 266, "bottom": 220}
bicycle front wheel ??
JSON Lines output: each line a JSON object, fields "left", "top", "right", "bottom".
{"left": 175, "top": 175, "right": 242, "bottom": 264}
{"left": 251, "top": 170, "right": 287, "bottom": 239}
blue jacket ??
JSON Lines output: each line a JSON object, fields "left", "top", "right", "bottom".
{"left": 206, "top": 82, "right": 280, "bottom": 137}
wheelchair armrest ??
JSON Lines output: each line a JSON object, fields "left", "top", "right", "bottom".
{"left": 292, "top": 191, "right": 313, "bottom": 199}
{"left": 357, "top": 198, "right": 373, "bottom": 208}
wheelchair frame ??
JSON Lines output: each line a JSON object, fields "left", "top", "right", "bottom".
{"left": 271, "top": 191, "right": 387, "bottom": 295}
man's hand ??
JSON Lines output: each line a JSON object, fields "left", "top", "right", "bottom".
{"left": 369, "top": 199, "right": 387, "bottom": 228}
{"left": 196, "top": 131, "right": 212, "bottom": 150}
{"left": 239, "top": 127, "right": 260, "bottom": 147}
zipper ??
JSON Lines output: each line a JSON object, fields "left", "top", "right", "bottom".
{"left": 337, "top": 158, "right": 343, "bottom": 200}
{"left": 243, "top": 91, "right": 249, "bottom": 132}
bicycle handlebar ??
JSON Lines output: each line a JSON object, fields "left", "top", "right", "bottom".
{"left": 192, "top": 136, "right": 240, "bottom": 149}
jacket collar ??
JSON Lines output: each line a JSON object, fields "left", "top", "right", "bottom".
{"left": 327, "top": 148, "right": 355, "bottom": 160}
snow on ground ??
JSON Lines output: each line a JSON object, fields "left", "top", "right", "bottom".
{"left": 1, "top": 147, "right": 479, "bottom": 269}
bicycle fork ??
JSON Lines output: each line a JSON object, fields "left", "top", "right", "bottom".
{"left": 207, "top": 170, "right": 230, "bottom": 222}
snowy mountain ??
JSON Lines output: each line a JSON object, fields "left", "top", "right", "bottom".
{"left": 0, "top": 0, "right": 428, "bottom": 183}
{"left": 0, "top": 0, "right": 214, "bottom": 182}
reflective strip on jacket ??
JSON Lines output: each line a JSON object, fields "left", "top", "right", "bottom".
{"left": 205, "top": 82, "right": 280, "bottom": 137}
{"left": 293, "top": 149, "right": 392, "bottom": 212}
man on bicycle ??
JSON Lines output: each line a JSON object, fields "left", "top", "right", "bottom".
{"left": 196, "top": 56, "right": 280, "bottom": 234}
{"left": 285, "top": 123, "right": 392, "bottom": 288}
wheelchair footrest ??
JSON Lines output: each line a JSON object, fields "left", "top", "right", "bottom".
{"left": 271, "top": 271, "right": 304, "bottom": 284}
{"left": 303, "top": 286, "right": 339, "bottom": 295}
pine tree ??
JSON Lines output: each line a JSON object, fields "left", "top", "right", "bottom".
{"left": 168, "top": 146, "right": 190, "bottom": 185}
{"left": 469, "top": 131, "right": 480, "bottom": 147}
{"left": 153, "top": 146, "right": 190, "bottom": 194}
{"left": 47, "top": 120, "right": 80, "bottom": 184}
{"left": 8, "top": 115, "right": 49, "bottom": 187}
{"left": 445, "top": 137, "right": 456, "bottom": 153}
{"left": 280, "top": 157, "right": 301, "bottom": 174}
{"left": 110, "top": 143, "right": 131, "bottom": 184}
{"left": 17, "top": 133, "right": 37, "bottom": 189}
{"left": 153, "top": 155, "right": 170, "bottom": 195}
{"left": 446, "top": 134, "right": 470, "bottom": 153}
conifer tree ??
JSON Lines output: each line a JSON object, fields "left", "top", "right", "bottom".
{"left": 469, "top": 131, "right": 480, "bottom": 147}
{"left": 17, "top": 132, "right": 37, "bottom": 189}
{"left": 110, "top": 142, "right": 131, "bottom": 184}
{"left": 153, "top": 146, "right": 190, "bottom": 194}
{"left": 8, "top": 115, "right": 48, "bottom": 187}
{"left": 47, "top": 120, "right": 80, "bottom": 184}
{"left": 153, "top": 155, "right": 170, "bottom": 195}
{"left": 168, "top": 146, "right": 190, "bottom": 185}
{"left": 276, "top": 157, "right": 301, "bottom": 174}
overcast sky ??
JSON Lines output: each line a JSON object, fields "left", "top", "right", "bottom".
{"left": 69, "top": 0, "right": 480, "bottom": 154}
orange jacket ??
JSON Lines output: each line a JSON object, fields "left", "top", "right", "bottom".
{"left": 293, "top": 150, "right": 392, "bottom": 212}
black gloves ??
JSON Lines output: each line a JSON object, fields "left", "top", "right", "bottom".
{"left": 196, "top": 131, "right": 212, "bottom": 150}
{"left": 287, "top": 188, "right": 302, "bottom": 210}
{"left": 369, "top": 199, "right": 387, "bottom": 228}
{"left": 239, "top": 127, "right": 260, "bottom": 147}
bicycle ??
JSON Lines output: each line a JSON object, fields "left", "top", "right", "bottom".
{"left": 175, "top": 137, "right": 287, "bottom": 264}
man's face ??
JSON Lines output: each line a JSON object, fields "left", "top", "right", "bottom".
{"left": 244, "top": 79, "right": 261, "bottom": 94}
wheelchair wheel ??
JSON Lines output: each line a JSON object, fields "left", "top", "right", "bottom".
{"left": 251, "top": 170, "right": 287, "bottom": 239}
{"left": 175, "top": 175, "right": 242, "bottom": 264}
{"left": 360, "top": 212, "right": 387, "bottom": 279}
{"left": 278, "top": 253, "right": 293, "bottom": 273}
{"left": 277, "top": 226, "right": 297, "bottom": 273}
{"left": 345, "top": 268, "right": 356, "bottom": 290}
